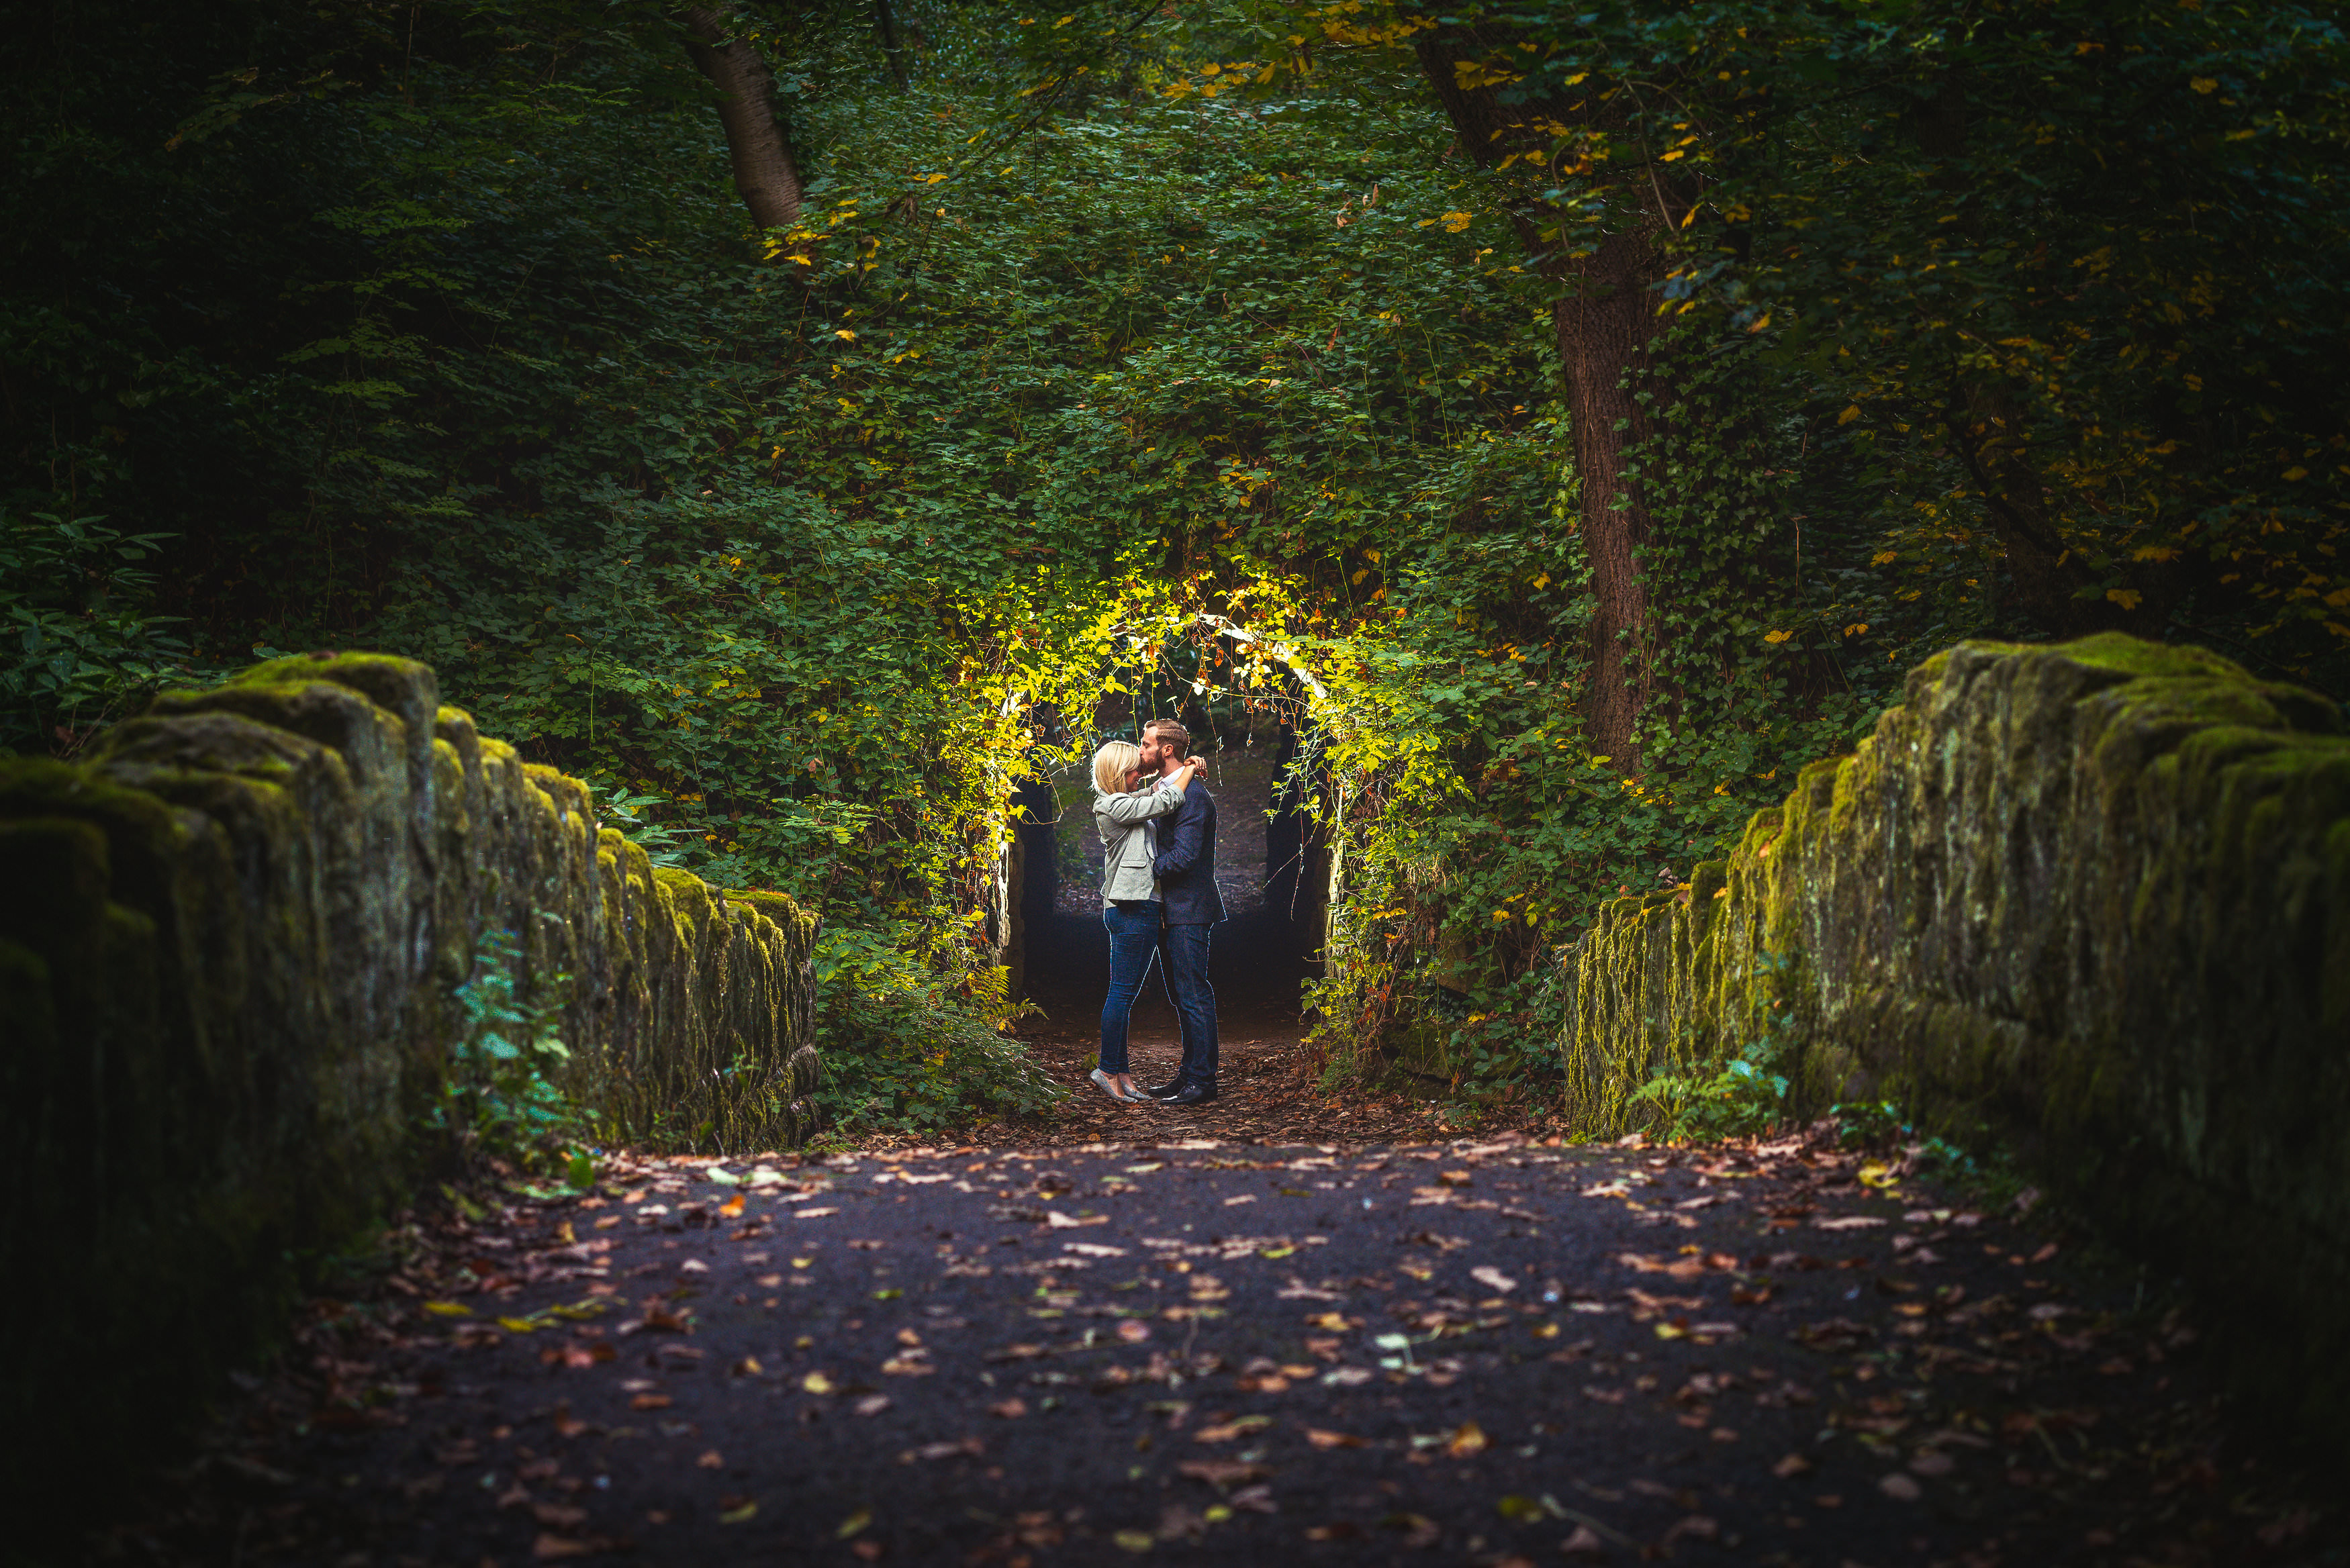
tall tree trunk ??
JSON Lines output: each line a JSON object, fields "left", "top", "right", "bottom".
{"left": 681, "top": 6, "right": 803, "bottom": 231}
{"left": 1955, "top": 384, "right": 2110, "bottom": 630}
{"left": 873, "top": 0, "right": 910, "bottom": 89}
{"left": 1412, "top": 26, "right": 1677, "bottom": 775}
{"left": 1550, "top": 228, "right": 1666, "bottom": 772}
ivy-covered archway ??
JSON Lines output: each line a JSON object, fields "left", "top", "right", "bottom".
{"left": 989, "top": 611, "right": 1337, "bottom": 1022}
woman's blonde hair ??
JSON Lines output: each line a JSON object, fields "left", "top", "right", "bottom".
{"left": 1092, "top": 740, "right": 1141, "bottom": 795}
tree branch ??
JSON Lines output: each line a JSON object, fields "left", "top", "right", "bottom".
{"left": 681, "top": 6, "right": 802, "bottom": 231}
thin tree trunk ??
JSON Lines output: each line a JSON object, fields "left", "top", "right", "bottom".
{"left": 1413, "top": 27, "right": 1675, "bottom": 773}
{"left": 873, "top": 0, "right": 909, "bottom": 89}
{"left": 1954, "top": 385, "right": 2108, "bottom": 630}
{"left": 681, "top": 6, "right": 803, "bottom": 231}
{"left": 1913, "top": 66, "right": 2167, "bottom": 636}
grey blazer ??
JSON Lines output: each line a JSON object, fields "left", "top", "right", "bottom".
{"left": 1093, "top": 775, "right": 1188, "bottom": 902}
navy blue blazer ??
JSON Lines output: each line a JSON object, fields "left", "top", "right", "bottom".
{"left": 1152, "top": 773, "right": 1225, "bottom": 926}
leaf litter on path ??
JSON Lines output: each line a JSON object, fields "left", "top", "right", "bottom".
{"left": 82, "top": 1124, "right": 2347, "bottom": 1565}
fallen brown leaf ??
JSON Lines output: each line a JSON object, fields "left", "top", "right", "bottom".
{"left": 1178, "top": 1459, "right": 1269, "bottom": 1487}
{"left": 910, "top": 1438, "right": 984, "bottom": 1461}
{"left": 1663, "top": 1514, "right": 1718, "bottom": 1545}
{"left": 1302, "top": 1428, "right": 1364, "bottom": 1449}
{"left": 1469, "top": 1265, "right": 1517, "bottom": 1293}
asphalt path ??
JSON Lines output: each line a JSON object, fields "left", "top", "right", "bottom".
{"left": 113, "top": 1134, "right": 2337, "bottom": 1567}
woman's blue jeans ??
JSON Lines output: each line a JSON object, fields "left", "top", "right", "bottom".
{"left": 1098, "top": 900, "right": 1167, "bottom": 1074}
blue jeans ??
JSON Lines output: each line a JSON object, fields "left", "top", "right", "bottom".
{"left": 1162, "top": 922, "right": 1219, "bottom": 1089}
{"left": 1098, "top": 901, "right": 1168, "bottom": 1075}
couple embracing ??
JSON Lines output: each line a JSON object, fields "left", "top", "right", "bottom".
{"left": 1086, "top": 719, "right": 1223, "bottom": 1108}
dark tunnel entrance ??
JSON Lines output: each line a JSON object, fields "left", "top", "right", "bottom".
{"left": 1001, "top": 722, "right": 1329, "bottom": 1044}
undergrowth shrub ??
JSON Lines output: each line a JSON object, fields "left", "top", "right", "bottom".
{"left": 809, "top": 923, "right": 1064, "bottom": 1136}
{"left": 0, "top": 510, "right": 199, "bottom": 756}
{"left": 426, "top": 930, "right": 592, "bottom": 1182}
{"left": 1628, "top": 1028, "right": 1795, "bottom": 1143}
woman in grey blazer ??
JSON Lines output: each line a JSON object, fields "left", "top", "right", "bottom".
{"left": 1088, "top": 740, "right": 1203, "bottom": 1103}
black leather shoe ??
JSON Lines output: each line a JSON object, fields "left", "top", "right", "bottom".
{"left": 1140, "top": 1081, "right": 1186, "bottom": 1101}
{"left": 1167, "top": 1082, "right": 1217, "bottom": 1106}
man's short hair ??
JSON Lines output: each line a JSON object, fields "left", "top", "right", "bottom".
{"left": 1143, "top": 718, "right": 1191, "bottom": 758}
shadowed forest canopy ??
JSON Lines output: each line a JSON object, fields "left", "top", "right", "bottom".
{"left": 6, "top": 0, "right": 2345, "bottom": 1122}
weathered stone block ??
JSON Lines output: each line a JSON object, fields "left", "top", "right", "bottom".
{"left": 0, "top": 652, "right": 818, "bottom": 1510}
{"left": 1562, "top": 632, "right": 2349, "bottom": 1437}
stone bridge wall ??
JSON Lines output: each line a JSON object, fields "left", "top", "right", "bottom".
{"left": 0, "top": 652, "right": 816, "bottom": 1489}
{"left": 1562, "top": 634, "right": 2349, "bottom": 1428}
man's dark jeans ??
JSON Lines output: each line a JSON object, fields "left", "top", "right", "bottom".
{"left": 1162, "top": 922, "right": 1218, "bottom": 1089}
{"left": 1097, "top": 900, "right": 1166, "bottom": 1075}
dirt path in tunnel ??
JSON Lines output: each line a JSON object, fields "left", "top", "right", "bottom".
{"left": 93, "top": 1132, "right": 2341, "bottom": 1567}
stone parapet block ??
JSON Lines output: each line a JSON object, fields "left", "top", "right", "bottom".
{"left": 1560, "top": 632, "right": 2349, "bottom": 1439}
{"left": 0, "top": 651, "right": 818, "bottom": 1508}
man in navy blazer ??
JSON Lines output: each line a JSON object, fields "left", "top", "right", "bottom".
{"left": 1136, "top": 718, "right": 1223, "bottom": 1105}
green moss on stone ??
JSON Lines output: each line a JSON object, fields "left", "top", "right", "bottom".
{"left": 726, "top": 888, "right": 818, "bottom": 952}
{"left": 1559, "top": 632, "right": 2350, "bottom": 1450}
{"left": 3, "top": 651, "right": 822, "bottom": 1498}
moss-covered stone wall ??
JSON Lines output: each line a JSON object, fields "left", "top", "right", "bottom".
{"left": 0, "top": 652, "right": 816, "bottom": 1502}
{"left": 1562, "top": 633, "right": 2349, "bottom": 1426}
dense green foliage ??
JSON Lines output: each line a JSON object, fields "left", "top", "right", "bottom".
{"left": 1288, "top": 0, "right": 2350, "bottom": 1103}
{"left": 0, "top": 511, "right": 190, "bottom": 752}
{"left": 7, "top": 0, "right": 2343, "bottom": 1122}
{"left": 1421, "top": 0, "right": 2350, "bottom": 664}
